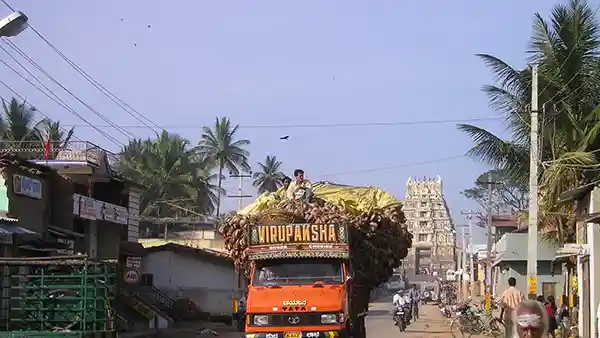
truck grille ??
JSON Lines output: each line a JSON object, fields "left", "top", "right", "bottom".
{"left": 252, "top": 313, "right": 327, "bottom": 326}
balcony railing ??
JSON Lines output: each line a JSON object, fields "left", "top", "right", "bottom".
{"left": 0, "top": 140, "right": 120, "bottom": 175}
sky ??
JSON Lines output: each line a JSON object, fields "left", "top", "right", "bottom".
{"left": 2, "top": 0, "right": 588, "bottom": 245}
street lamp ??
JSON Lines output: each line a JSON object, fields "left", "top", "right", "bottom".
{"left": 0, "top": 11, "right": 28, "bottom": 37}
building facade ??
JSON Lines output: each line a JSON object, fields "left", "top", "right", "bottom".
{"left": 402, "top": 176, "right": 456, "bottom": 278}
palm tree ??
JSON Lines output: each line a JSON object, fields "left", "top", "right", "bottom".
{"left": 118, "top": 131, "right": 220, "bottom": 218}
{"left": 0, "top": 98, "right": 75, "bottom": 159}
{"left": 0, "top": 98, "right": 40, "bottom": 146}
{"left": 457, "top": 0, "right": 600, "bottom": 244}
{"left": 197, "top": 117, "right": 251, "bottom": 216}
{"left": 35, "top": 119, "right": 74, "bottom": 159}
{"left": 252, "top": 155, "right": 285, "bottom": 194}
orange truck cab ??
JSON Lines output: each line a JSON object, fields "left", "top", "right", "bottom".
{"left": 244, "top": 222, "right": 357, "bottom": 338}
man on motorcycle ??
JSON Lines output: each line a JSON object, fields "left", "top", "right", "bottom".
{"left": 392, "top": 290, "right": 406, "bottom": 320}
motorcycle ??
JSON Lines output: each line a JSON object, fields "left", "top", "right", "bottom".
{"left": 393, "top": 307, "right": 406, "bottom": 332}
{"left": 234, "top": 310, "right": 246, "bottom": 332}
{"left": 422, "top": 290, "right": 431, "bottom": 304}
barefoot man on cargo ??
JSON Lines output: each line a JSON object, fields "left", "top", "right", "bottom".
{"left": 500, "top": 277, "right": 525, "bottom": 338}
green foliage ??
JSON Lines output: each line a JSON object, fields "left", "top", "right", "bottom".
{"left": 0, "top": 98, "right": 74, "bottom": 158}
{"left": 459, "top": 0, "right": 600, "bottom": 243}
{"left": 461, "top": 169, "right": 528, "bottom": 226}
{"left": 252, "top": 155, "right": 286, "bottom": 194}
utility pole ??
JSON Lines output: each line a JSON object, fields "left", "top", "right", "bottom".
{"left": 461, "top": 228, "right": 468, "bottom": 298}
{"left": 486, "top": 172, "right": 494, "bottom": 310}
{"left": 527, "top": 63, "right": 540, "bottom": 300}
{"left": 228, "top": 174, "right": 253, "bottom": 212}
{"left": 461, "top": 209, "right": 477, "bottom": 298}
{"left": 228, "top": 173, "right": 253, "bottom": 301}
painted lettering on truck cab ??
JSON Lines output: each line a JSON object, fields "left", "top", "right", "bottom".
{"left": 244, "top": 223, "right": 351, "bottom": 338}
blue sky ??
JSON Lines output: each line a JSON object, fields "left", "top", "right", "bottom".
{"left": 3, "top": 0, "right": 588, "bottom": 245}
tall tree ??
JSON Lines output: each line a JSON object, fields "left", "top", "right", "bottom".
{"left": 461, "top": 169, "right": 528, "bottom": 226}
{"left": 252, "top": 155, "right": 285, "bottom": 194}
{"left": 0, "top": 98, "right": 75, "bottom": 159}
{"left": 197, "top": 117, "right": 250, "bottom": 216}
{"left": 457, "top": 0, "right": 600, "bottom": 243}
{"left": 0, "top": 98, "right": 40, "bottom": 145}
{"left": 35, "top": 119, "right": 75, "bottom": 158}
{"left": 118, "top": 131, "right": 220, "bottom": 218}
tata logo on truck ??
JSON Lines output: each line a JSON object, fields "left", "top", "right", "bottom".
{"left": 256, "top": 224, "right": 339, "bottom": 244}
{"left": 282, "top": 300, "right": 307, "bottom": 306}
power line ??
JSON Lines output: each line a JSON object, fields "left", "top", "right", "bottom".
{"left": 318, "top": 155, "right": 466, "bottom": 177}
{"left": 0, "top": 0, "right": 162, "bottom": 135}
{"left": 0, "top": 39, "right": 135, "bottom": 141}
{"left": 4, "top": 38, "right": 162, "bottom": 135}
{"left": 0, "top": 90, "right": 88, "bottom": 143}
{"left": 57, "top": 117, "right": 503, "bottom": 131}
{"left": 0, "top": 52, "right": 124, "bottom": 146}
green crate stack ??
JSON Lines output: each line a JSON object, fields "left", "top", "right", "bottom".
{"left": 1, "top": 259, "right": 116, "bottom": 335}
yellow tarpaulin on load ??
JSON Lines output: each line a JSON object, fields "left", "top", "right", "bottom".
{"left": 238, "top": 182, "right": 401, "bottom": 216}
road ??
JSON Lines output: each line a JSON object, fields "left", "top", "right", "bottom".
{"left": 366, "top": 297, "right": 454, "bottom": 338}
{"left": 128, "top": 297, "right": 461, "bottom": 338}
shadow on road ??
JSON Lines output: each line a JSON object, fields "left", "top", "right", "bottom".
{"left": 366, "top": 309, "right": 391, "bottom": 317}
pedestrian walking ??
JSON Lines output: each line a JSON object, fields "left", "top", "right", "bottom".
{"left": 408, "top": 284, "right": 419, "bottom": 321}
{"left": 499, "top": 277, "right": 525, "bottom": 338}
{"left": 546, "top": 295, "right": 558, "bottom": 338}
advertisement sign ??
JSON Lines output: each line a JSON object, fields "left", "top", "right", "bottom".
{"left": 99, "top": 202, "right": 129, "bottom": 225}
{"left": 13, "top": 174, "right": 42, "bottom": 199}
{"left": 124, "top": 256, "right": 142, "bottom": 284}
{"left": 249, "top": 223, "right": 348, "bottom": 246}
{"left": 79, "top": 196, "right": 97, "bottom": 220}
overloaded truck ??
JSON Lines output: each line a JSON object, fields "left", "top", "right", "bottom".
{"left": 221, "top": 183, "right": 413, "bottom": 338}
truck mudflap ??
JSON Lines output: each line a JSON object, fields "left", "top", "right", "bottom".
{"left": 245, "top": 331, "right": 340, "bottom": 338}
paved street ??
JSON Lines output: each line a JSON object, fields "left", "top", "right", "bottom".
{"left": 126, "top": 296, "right": 461, "bottom": 338}
{"left": 367, "top": 297, "right": 454, "bottom": 338}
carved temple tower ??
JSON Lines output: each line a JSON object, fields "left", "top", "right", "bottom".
{"left": 402, "top": 176, "right": 456, "bottom": 278}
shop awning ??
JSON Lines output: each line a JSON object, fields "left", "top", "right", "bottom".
{"left": 0, "top": 220, "right": 41, "bottom": 245}
{"left": 554, "top": 244, "right": 589, "bottom": 261}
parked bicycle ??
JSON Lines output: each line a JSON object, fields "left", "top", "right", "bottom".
{"left": 450, "top": 300, "right": 504, "bottom": 338}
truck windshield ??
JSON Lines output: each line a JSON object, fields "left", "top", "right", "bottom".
{"left": 253, "top": 258, "right": 344, "bottom": 286}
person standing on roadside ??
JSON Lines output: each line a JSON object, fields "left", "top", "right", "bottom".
{"left": 407, "top": 284, "right": 419, "bottom": 322}
{"left": 500, "top": 277, "right": 525, "bottom": 338}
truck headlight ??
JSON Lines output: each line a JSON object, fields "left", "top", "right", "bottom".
{"left": 321, "top": 314, "right": 337, "bottom": 324}
{"left": 253, "top": 315, "right": 269, "bottom": 325}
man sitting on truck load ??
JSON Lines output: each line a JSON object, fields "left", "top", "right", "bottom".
{"left": 286, "top": 169, "right": 313, "bottom": 201}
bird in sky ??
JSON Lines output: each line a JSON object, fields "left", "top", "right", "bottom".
{"left": 280, "top": 136, "right": 290, "bottom": 140}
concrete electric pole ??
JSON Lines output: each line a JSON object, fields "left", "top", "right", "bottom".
{"left": 228, "top": 174, "right": 253, "bottom": 211}
{"left": 461, "top": 209, "right": 477, "bottom": 298}
{"left": 527, "top": 64, "right": 540, "bottom": 300}
{"left": 486, "top": 172, "right": 494, "bottom": 310}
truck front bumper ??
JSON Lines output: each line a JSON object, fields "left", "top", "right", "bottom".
{"left": 245, "top": 331, "right": 340, "bottom": 338}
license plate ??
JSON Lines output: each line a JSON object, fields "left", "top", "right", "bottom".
{"left": 284, "top": 333, "right": 302, "bottom": 338}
